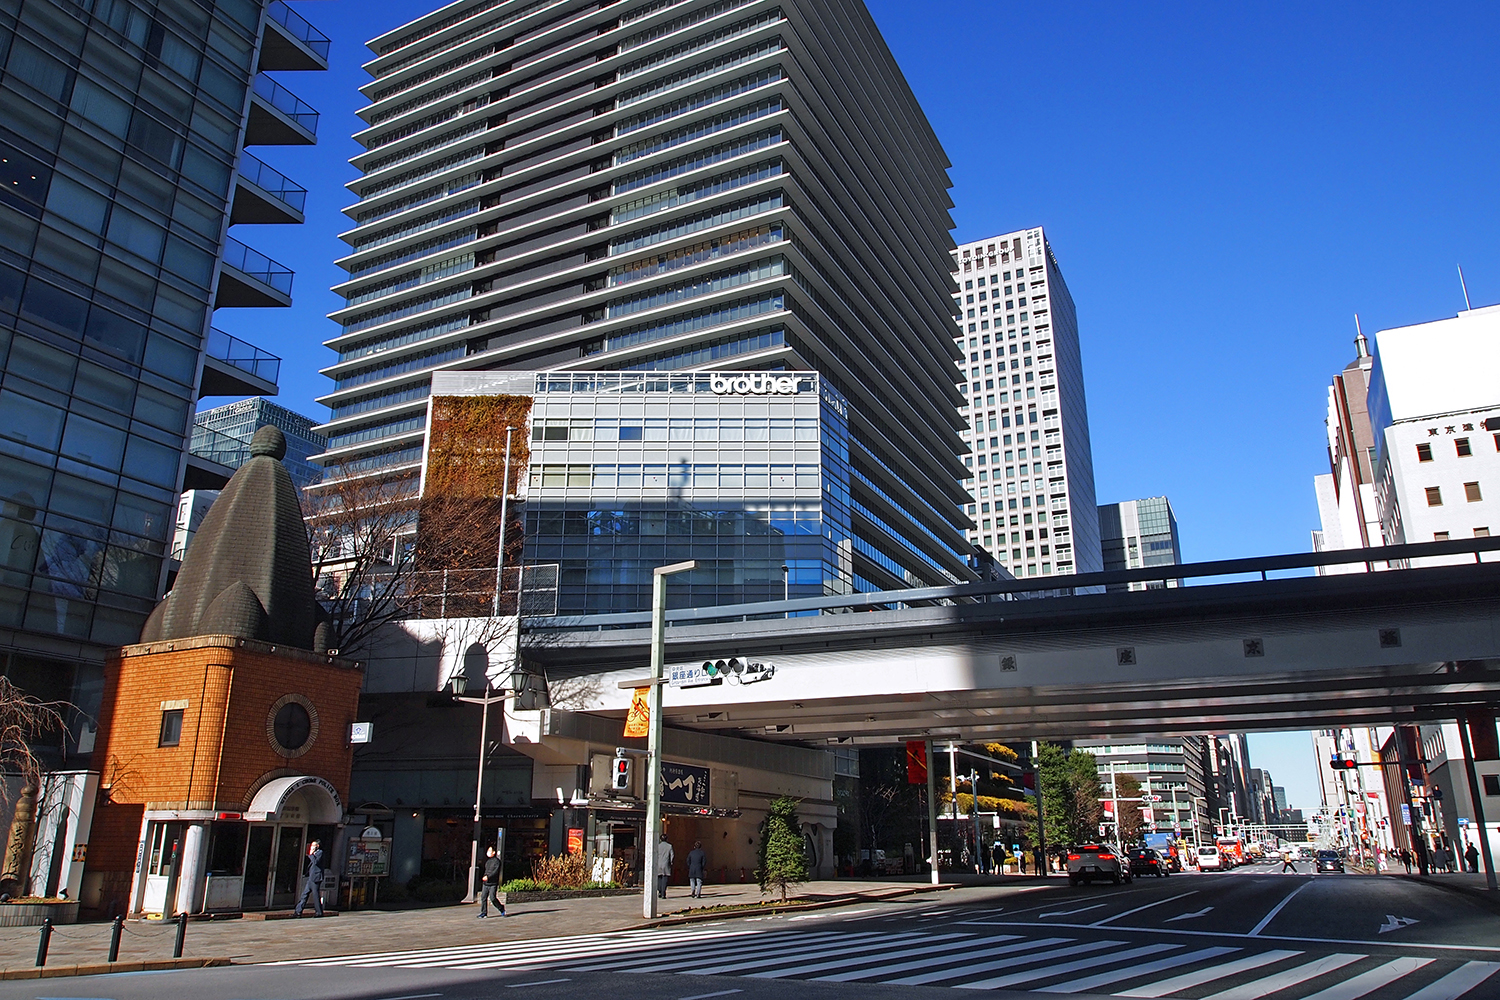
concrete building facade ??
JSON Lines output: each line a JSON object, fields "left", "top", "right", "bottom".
{"left": 1098, "top": 495, "right": 1181, "bottom": 590}
{"left": 1077, "top": 736, "right": 1212, "bottom": 845}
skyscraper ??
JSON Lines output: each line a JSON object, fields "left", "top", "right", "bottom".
{"left": 1312, "top": 329, "right": 1381, "bottom": 572}
{"left": 317, "top": 0, "right": 974, "bottom": 601}
{"left": 0, "top": 1, "right": 325, "bottom": 726}
{"left": 1098, "top": 495, "right": 1182, "bottom": 590}
{"left": 950, "top": 227, "right": 1100, "bottom": 581}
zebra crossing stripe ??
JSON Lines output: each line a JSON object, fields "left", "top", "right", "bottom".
{"left": 1117, "top": 950, "right": 1304, "bottom": 997}
{"left": 744, "top": 934, "right": 1019, "bottom": 979}
{"left": 886, "top": 939, "right": 1122, "bottom": 987}
{"left": 1296, "top": 956, "right": 1433, "bottom": 1000}
{"left": 1035, "top": 946, "right": 1240, "bottom": 994}
{"left": 352, "top": 929, "right": 767, "bottom": 970}
{"left": 1398, "top": 961, "right": 1500, "bottom": 1000}
{"left": 1197, "top": 953, "right": 1366, "bottom": 1000}
{"left": 956, "top": 942, "right": 1180, "bottom": 990}
{"left": 656, "top": 931, "right": 967, "bottom": 977}
{"left": 561, "top": 929, "right": 876, "bottom": 971}
{"left": 809, "top": 936, "right": 1072, "bottom": 983}
{"left": 277, "top": 925, "right": 760, "bottom": 967}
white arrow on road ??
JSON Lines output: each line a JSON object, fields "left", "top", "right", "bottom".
{"left": 1166, "top": 906, "right": 1215, "bottom": 922}
{"left": 1039, "top": 903, "right": 1108, "bottom": 919}
{"left": 1378, "top": 914, "right": 1420, "bottom": 934}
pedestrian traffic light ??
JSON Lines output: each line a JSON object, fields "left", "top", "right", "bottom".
{"left": 612, "top": 753, "right": 632, "bottom": 791}
{"left": 1328, "top": 758, "right": 1358, "bottom": 770}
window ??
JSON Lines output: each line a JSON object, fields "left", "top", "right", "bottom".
{"left": 1426, "top": 486, "right": 1443, "bottom": 506}
{"left": 1475, "top": 527, "right": 1490, "bottom": 537}
{"left": 1456, "top": 438, "right": 1472, "bottom": 457}
{"left": 1465, "top": 481, "right": 1483, "bottom": 503}
{"left": 1434, "top": 531, "right": 1450, "bottom": 541}
{"left": 1416, "top": 443, "right": 1433, "bottom": 462}
{"left": 159, "top": 709, "right": 183, "bottom": 747}
{"left": 1485, "top": 774, "right": 1499, "bottom": 796}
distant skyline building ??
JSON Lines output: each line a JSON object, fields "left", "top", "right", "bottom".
{"left": 191, "top": 396, "right": 325, "bottom": 489}
{"left": 1098, "top": 495, "right": 1181, "bottom": 590}
{"left": 315, "top": 0, "right": 975, "bottom": 604}
{"left": 949, "top": 227, "right": 1101, "bottom": 581}
{"left": 1076, "top": 736, "right": 1211, "bottom": 843}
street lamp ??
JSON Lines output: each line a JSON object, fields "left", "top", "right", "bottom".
{"left": 642, "top": 559, "right": 696, "bottom": 920}
{"left": 452, "top": 675, "right": 511, "bottom": 903}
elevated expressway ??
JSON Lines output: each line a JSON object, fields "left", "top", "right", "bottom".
{"left": 518, "top": 538, "right": 1500, "bottom": 743}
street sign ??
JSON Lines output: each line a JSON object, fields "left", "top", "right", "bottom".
{"left": 1401, "top": 803, "right": 1412, "bottom": 826}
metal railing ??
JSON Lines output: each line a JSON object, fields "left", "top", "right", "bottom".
{"left": 237, "top": 152, "right": 307, "bottom": 213}
{"left": 188, "top": 424, "right": 250, "bottom": 468}
{"left": 253, "top": 73, "right": 320, "bottom": 133}
{"left": 267, "top": 0, "right": 331, "bottom": 58}
{"left": 528, "top": 535, "right": 1500, "bottom": 630}
{"left": 222, "top": 236, "right": 294, "bottom": 295}
{"left": 207, "top": 327, "right": 281, "bottom": 383}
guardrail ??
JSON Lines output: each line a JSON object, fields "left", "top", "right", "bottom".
{"left": 267, "top": 0, "right": 330, "bottom": 58}
{"left": 207, "top": 327, "right": 281, "bottom": 383}
{"left": 222, "top": 236, "right": 293, "bottom": 294}
{"left": 188, "top": 423, "right": 249, "bottom": 468}
{"left": 237, "top": 152, "right": 307, "bottom": 213}
{"left": 527, "top": 535, "right": 1500, "bottom": 629}
{"left": 253, "top": 73, "right": 320, "bottom": 133}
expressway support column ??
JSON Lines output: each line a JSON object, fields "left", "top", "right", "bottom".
{"left": 924, "top": 739, "right": 939, "bottom": 885}
{"left": 1456, "top": 715, "right": 1498, "bottom": 890}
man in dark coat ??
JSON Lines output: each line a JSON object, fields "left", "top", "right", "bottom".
{"left": 479, "top": 845, "right": 505, "bottom": 917}
{"left": 294, "top": 840, "right": 325, "bottom": 917}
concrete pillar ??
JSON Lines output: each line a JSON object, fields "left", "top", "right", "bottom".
{"left": 174, "top": 822, "right": 208, "bottom": 915}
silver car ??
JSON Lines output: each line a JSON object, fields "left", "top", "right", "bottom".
{"left": 1068, "top": 844, "right": 1132, "bottom": 885}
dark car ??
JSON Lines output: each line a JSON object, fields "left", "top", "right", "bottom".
{"left": 1315, "top": 849, "right": 1345, "bottom": 873}
{"left": 1128, "top": 847, "right": 1170, "bottom": 877}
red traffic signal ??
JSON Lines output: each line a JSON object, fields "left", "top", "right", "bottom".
{"left": 1328, "top": 758, "right": 1358, "bottom": 770}
{"left": 612, "top": 755, "right": 633, "bottom": 791}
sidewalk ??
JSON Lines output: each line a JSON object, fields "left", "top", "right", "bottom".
{"left": 0, "top": 878, "right": 957, "bottom": 974}
{"left": 1386, "top": 869, "right": 1500, "bottom": 913}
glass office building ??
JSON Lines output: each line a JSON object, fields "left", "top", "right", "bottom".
{"left": 1098, "top": 495, "right": 1182, "bottom": 591}
{"left": 0, "top": 0, "right": 326, "bottom": 727}
{"left": 190, "top": 395, "right": 326, "bottom": 489}
{"left": 318, "top": 0, "right": 975, "bottom": 600}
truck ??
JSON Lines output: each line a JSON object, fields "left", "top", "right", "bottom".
{"left": 1144, "top": 833, "right": 1185, "bottom": 872}
{"left": 1215, "top": 835, "right": 1247, "bottom": 867}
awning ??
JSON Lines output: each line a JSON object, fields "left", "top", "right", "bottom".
{"left": 246, "top": 775, "right": 343, "bottom": 824}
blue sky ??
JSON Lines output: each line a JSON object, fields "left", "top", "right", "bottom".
{"left": 223, "top": 2, "right": 1500, "bottom": 812}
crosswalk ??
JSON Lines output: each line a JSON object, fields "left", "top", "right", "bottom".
{"left": 278, "top": 925, "right": 1500, "bottom": 998}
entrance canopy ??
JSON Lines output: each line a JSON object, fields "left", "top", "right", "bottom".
{"left": 247, "top": 775, "right": 343, "bottom": 824}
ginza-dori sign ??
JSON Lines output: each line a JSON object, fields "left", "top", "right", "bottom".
{"left": 711, "top": 373, "right": 809, "bottom": 395}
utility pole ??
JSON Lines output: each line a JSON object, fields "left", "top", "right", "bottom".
{"left": 924, "top": 739, "right": 939, "bottom": 885}
{"left": 641, "top": 559, "right": 695, "bottom": 920}
{"left": 1032, "top": 740, "right": 1046, "bottom": 877}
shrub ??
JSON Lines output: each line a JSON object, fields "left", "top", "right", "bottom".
{"left": 499, "top": 878, "right": 550, "bottom": 893}
{"left": 757, "top": 796, "right": 808, "bottom": 902}
{"left": 532, "top": 850, "right": 587, "bottom": 888}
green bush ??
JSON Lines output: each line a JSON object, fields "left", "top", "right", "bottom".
{"left": 499, "top": 878, "right": 551, "bottom": 893}
{"left": 757, "top": 796, "right": 808, "bottom": 902}
{"left": 580, "top": 881, "right": 621, "bottom": 890}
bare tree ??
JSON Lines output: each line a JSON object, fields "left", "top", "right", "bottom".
{"left": 0, "top": 677, "right": 65, "bottom": 895}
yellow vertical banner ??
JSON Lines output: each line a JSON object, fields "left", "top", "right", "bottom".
{"left": 623, "top": 686, "right": 650, "bottom": 737}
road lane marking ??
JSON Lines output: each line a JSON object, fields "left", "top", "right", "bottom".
{"left": 1117, "top": 949, "right": 1303, "bottom": 997}
{"left": 1038, "top": 903, "right": 1108, "bottom": 919}
{"left": 678, "top": 991, "right": 744, "bottom": 1000}
{"left": 506, "top": 980, "right": 571, "bottom": 989}
{"left": 1036, "top": 945, "right": 1239, "bottom": 993}
{"left": 1248, "top": 881, "right": 1311, "bottom": 935}
{"left": 956, "top": 943, "right": 1180, "bottom": 990}
{"left": 377, "top": 995, "right": 444, "bottom": 1000}
{"left": 744, "top": 934, "right": 1018, "bottom": 979}
{"left": 1197, "top": 953, "right": 1365, "bottom": 1000}
{"left": 810, "top": 936, "right": 1069, "bottom": 983}
{"left": 1166, "top": 906, "right": 1214, "bottom": 922}
{"left": 1378, "top": 914, "right": 1420, "bottom": 934}
{"left": 1399, "top": 961, "right": 1500, "bottom": 1000}
{"left": 1090, "top": 891, "right": 1197, "bottom": 926}
{"left": 1297, "top": 956, "right": 1433, "bottom": 1000}
{"left": 655, "top": 931, "right": 965, "bottom": 977}
{"left": 968, "top": 919, "right": 1500, "bottom": 954}
{"left": 560, "top": 930, "right": 859, "bottom": 973}
{"left": 886, "top": 940, "right": 1120, "bottom": 986}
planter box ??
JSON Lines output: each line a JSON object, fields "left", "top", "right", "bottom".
{"left": 501, "top": 888, "right": 637, "bottom": 904}
{"left": 0, "top": 901, "right": 80, "bottom": 926}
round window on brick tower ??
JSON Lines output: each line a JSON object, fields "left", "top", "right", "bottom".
{"left": 266, "top": 693, "right": 320, "bottom": 757}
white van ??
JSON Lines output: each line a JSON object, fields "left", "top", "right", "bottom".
{"left": 1196, "top": 845, "right": 1223, "bottom": 870}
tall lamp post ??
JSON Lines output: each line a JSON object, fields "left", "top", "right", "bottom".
{"left": 452, "top": 676, "right": 511, "bottom": 903}
{"left": 642, "top": 559, "right": 696, "bottom": 920}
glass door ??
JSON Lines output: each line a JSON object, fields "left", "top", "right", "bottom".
{"left": 270, "top": 826, "right": 304, "bottom": 908}
{"left": 241, "top": 826, "right": 274, "bottom": 910}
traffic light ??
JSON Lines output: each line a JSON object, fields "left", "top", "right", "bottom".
{"left": 1328, "top": 758, "right": 1358, "bottom": 770}
{"left": 704, "top": 657, "right": 746, "bottom": 679}
{"left": 612, "top": 753, "right": 632, "bottom": 791}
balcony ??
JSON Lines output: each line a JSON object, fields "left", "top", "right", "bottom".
{"left": 216, "top": 236, "right": 293, "bottom": 308}
{"left": 260, "top": 0, "right": 330, "bottom": 72}
{"left": 231, "top": 152, "right": 306, "bottom": 224}
{"left": 184, "top": 424, "right": 242, "bottom": 491}
{"left": 200, "top": 327, "right": 281, "bottom": 397}
{"left": 246, "top": 74, "right": 319, "bottom": 145}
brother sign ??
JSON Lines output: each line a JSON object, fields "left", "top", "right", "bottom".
{"left": 710, "top": 373, "right": 808, "bottom": 395}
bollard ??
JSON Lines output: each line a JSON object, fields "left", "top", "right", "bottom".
{"left": 107, "top": 915, "right": 123, "bottom": 962}
{"left": 34, "top": 918, "right": 52, "bottom": 968}
{"left": 173, "top": 911, "right": 187, "bottom": 958}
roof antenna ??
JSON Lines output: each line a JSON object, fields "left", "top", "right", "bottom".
{"left": 1353, "top": 313, "right": 1369, "bottom": 358}
{"left": 1458, "top": 264, "right": 1472, "bottom": 311}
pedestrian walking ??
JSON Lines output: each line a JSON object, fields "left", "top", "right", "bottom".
{"left": 1019, "top": 850, "right": 1027, "bottom": 875}
{"left": 1400, "top": 848, "right": 1412, "bottom": 873}
{"left": 478, "top": 845, "right": 505, "bottom": 917}
{"left": 655, "top": 833, "right": 674, "bottom": 899}
{"left": 687, "top": 840, "right": 707, "bottom": 898}
{"left": 1466, "top": 842, "right": 1480, "bottom": 874}
{"left": 1280, "top": 849, "right": 1298, "bottom": 873}
{"left": 1432, "top": 843, "right": 1449, "bottom": 873}
{"left": 293, "top": 839, "right": 324, "bottom": 917}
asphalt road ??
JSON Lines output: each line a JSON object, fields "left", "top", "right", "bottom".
{"left": 6, "top": 864, "right": 1498, "bottom": 1000}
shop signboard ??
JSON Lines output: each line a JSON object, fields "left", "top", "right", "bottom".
{"left": 660, "top": 761, "right": 710, "bottom": 806}
{"left": 346, "top": 837, "right": 392, "bottom": 877}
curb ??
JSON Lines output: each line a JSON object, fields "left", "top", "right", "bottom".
{"left": 0, "top": 957, "right": 231, "bottom": 979}
{"left": 1397, "top": 873, "right": 1500, "bottom": 915}
{"left": 642, "top": 882, "right": 961, "bottom": 928}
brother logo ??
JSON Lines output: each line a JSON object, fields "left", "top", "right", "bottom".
{"left": 710, "top": 373, "right": 808, "bottom": 395}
